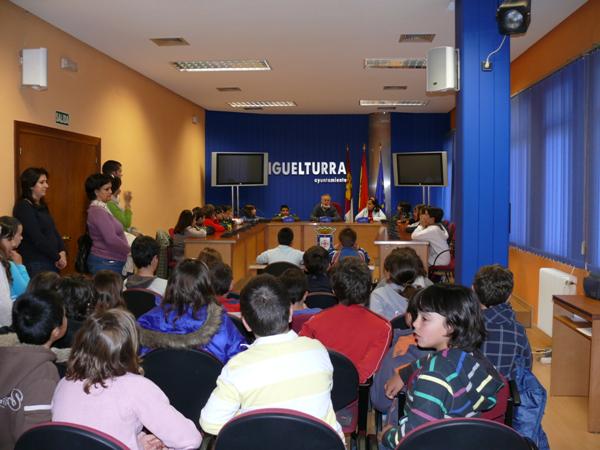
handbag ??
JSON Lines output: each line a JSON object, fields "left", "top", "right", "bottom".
{"left": 75, "top": 232, "right": 92, "bottom": 273}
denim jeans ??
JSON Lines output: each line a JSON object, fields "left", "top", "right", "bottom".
{"left": 25, "top": 260, "right": 59, "bottom": 278}
{"left": 87, "top": 253, "right": 125, "bottom": 276}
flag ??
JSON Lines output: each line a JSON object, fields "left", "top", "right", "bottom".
{"left": 375, "top": 149, "right": 385, "bottom": 212}
{"left": 344, "top": 145, "right": 354, "bottom": 222}
{"left": 358, "top": 144, "right": 369, "bottom": 211}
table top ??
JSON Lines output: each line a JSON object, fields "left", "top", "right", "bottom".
{"left": 553, "top": 295, "right": 600, "bottom": 320}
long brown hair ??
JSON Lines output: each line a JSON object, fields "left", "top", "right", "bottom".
{"left": 92, "top": 270, "right": 126, "bottom": 313}
{"left": 66, "top": 309, "right": 141, "bottom": 393}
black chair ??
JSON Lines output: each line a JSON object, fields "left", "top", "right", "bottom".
{"left": 395, "top": 417, "right": 538, "bottom": 450}
{"left": 261, "top": 261, "right": 299, "bottom": 277}
{"left": 123, "top": 288, "right": 159, "bottom": 318}
{"left": 389, "top": 314, "right": 410, "bottom": 330}
{"left": 214, "top": 408, "right": 345, "bottom": 450}
{"left": 142, "top": 348, "right": 223, "bottom": 429}
{"left": 305, "top": 291, "right": 338, "bottom": 309}
{"left": 15, "top": 422, "right": 127, "bottom": 450}
{"left": 228, "top": 313, "right": 255, "bottom": 344}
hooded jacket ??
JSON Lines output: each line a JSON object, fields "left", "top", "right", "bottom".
{"left": 382, "top": 348, "right": 504, "bottom": 448}
{"left": 137, "top": 302, "right": 246, "bottom": 364}
{"left": 482, "top": 302, "right": 532, "bottom": 379}
{"left": 0, "top": 337, "right": 59, "bottom": 450}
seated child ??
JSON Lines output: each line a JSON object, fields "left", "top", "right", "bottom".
{"left": 473, "top": 264, "right": 532, "bottom": 379}
{"left": 256, "top": 227, "right": 304, "bottom": 266}
{"left": 0, "top": 291, "right": 66, "bottom": 448}
{"left": 53, "top": 275, "right": 95, "bottom": 349}
{"left": 370, "top": 248, "right": 426, "bottom": 320}
{"left": 273, "top": 204, "right": 300, "bottom": 221}
{"left": 410, "top": 206, "right": 450, "bottom": 266}
{"left": 206, "top": 260, "right": 240, "bottom": 313}
{"left": 25, "top": 271, "right": 60, "bottom": 293}
{"left": 380, "top": 284, "right": 503, "bottom": 448}
{"left": 220, "top": 205, "right": 234, "bottom": 231}
{"left": 52, "top": 308, "right": 201, "bottom": 450}
{"left": 124, "top": 235, "right": 167, "bottom": 298}
{"left": 92, "top": 270, "right": 126, "bottom": 312}
{"left": 300, "top": 257, "right": 391, "bottom": 383}
{"left": 137, "top": 259, "right": 246, "bottom": 363}
{"left": 172, "top": 210, "right": 208, "bottom": 262}
{"left": 200, "top": 274, "right": 343, "bottom": 439}
{"left": 303, "top": 245, "right": 333, "bottom": 293}
{"left": 329, "top": 228, "right": 370, "bottom": 265}
{"left": 0, "top": 216, "right": 30, "bottom": 299}
{"left": 278, "top": 267, "right": 321, "bottom": 332}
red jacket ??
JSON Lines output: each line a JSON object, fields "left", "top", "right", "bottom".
{"left": 204, "top": 218, "right": 225, "bottom": 233}
{"left": 300, "top": 304, "right": 391, "bottom": 383}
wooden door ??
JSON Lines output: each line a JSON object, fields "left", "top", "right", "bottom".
{"left": 14, "top": 121, "right": 100, "bottom": 274}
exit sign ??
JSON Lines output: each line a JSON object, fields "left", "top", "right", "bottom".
{"left": 55, "top": 111, "right": 69, "bottom": 126}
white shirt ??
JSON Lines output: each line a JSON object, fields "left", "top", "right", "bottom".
{"left": 0, "top": 265, "right": 11, "bottom": 327}
{"left": 256, "top": 245, "right": 304, "bottom": 266}
{"left": 411, "top": 224, "right": 450, "bottom": 266}
{"left": 355, "top": 208, "right": 387, "bottom": 222}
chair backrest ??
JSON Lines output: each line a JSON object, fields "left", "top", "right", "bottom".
{"left": 227, "top": 313, "right": 255, "bottom": 344}
{"left": 15, "top": 422, "right": 128, "bottom": 450}
{"left": 331, "top": 201, "right": 343, "bottom": 218}
{"left": 327, "top": 349, "right": 359, "bottom": 411}
{"left": 396, "top": 417, "right": 536, "bottom": 450}
{"left": 390, "top": 314, "right": 410, "bottom": 330}
{"left": 214, "top": 408, "right": 345, "bottom": 450}
{"left": 305, "top": 291, "right": 338, "bottom": 309}
{"left": 262, "top": 261, "right": 299, "bottom": 277}
{"left": 480, "top": 374, "right": 510, "bottom": 424}
{"left": 122, "top": 288, "right": 159, "bottom": 318}
{"left": 141, "top": 348, "right": 223, "bottom": 429}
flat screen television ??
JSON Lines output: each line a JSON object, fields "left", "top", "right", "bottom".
{"left": 211, "top": 152, "right": 269, "bottom": 187}
{"left": 392, "top": 151, "right": 448, "bottom": 186}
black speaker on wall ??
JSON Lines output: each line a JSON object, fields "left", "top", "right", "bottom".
{"left": 496, "top": 0, "right": 531, "bottom": 35}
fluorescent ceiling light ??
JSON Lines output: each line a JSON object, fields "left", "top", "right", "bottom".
{"left": 398, "top": 34, "right": 436, "bottom": 43}
{"left": 229, "top": 101, "right": 297, "bottom": 108}
{"left": 364, "top": 58, "right": 427, "bottom": 69}
{"left": 172, "top": 59, "right": 271, "bottom": 72}
{"left": 359, "top": 100, "right": 429, "bottom": 107}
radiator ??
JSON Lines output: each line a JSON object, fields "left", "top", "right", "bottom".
{"left": 538, "top": 268, "right": 577, "bottom": 336}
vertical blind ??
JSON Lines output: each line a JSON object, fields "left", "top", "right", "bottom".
{"left": 510, "top": 48, "right": 599, "bottom": 271}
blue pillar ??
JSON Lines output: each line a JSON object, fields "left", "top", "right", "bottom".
{"left": 454, "top": 0, "right": 510, "bottom": 285}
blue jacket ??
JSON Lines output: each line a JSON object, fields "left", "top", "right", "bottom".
{"left": 137, "top": 302, "right": 246, "bottom": 364}
{"left": 513, "top": 362, "right": 550, "bottom": 450}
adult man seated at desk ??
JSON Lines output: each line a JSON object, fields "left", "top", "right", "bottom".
{"left": 256, "top": 227, "right": 304, "bottom": 266}
{"left": 310, "top": 194, "right": 342, "bottom": 222}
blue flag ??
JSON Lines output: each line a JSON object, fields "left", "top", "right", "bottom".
{"left": 375, "top": 152, "right": 385, "bottom": 212}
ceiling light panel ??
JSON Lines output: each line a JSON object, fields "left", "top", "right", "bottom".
{"left": 364, "top": 58, "right": 427, "bottom": 69}
{"left": 150, "top": 37, "right": 189, "bottom": 46}
{"left": 229, "top": 101, "right": 297, "bottom": 108}
{"left": 172, "top": 59, "right": 271, "bottom": 72}
{"left": 360, "top": 100, "right": 429, "bottom": 107}
{"left": 398, "top": 34, "right": 436, "bottom": 43}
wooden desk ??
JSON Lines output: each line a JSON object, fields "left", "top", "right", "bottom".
{"left": 551, "top": 295, "right": 600, "bottom": 432}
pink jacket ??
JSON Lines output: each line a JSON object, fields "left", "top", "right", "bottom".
{"left": 52, "top": 373, "right": 201, "bottom": 450}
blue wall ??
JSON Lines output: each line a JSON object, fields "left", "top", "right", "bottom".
{"left": 205, "top": 111, "right": 369, "bottom": 219}
{"left": 390, "top": 113, "right": 452, "bottom": 218}
{"left": 205, "top": 111, "right": 451, "bottom": 220}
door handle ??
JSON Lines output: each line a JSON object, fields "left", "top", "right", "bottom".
{"left": 62, "top": 235, "right": 71, "bottom": 241}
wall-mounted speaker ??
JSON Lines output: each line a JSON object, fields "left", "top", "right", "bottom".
{"left": 21, "top": 48, "right": 48, "bottom": 90}
{"left": 426, "top": 46, "right": 459, "bottom": 93}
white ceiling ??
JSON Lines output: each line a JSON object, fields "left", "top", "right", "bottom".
{"left": 12, "top": 0, "right": 586, "bottom": 114}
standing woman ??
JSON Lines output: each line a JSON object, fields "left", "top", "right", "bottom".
{"left": 13, "top": 167, "right": 67, "bottom": 277}
{"left": 85, "top": 173, "right": 130, "bottom": 275}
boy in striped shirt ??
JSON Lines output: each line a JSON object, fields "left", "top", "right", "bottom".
{"left": 381, "top": 285, "right": 503, "bottom": 448}
{"left": 200, "top": 274, "right": 343, "bottom": 439}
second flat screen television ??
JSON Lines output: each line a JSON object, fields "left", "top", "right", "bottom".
{"left": 211, "top": 152, "right": 269, "bottom": 186}
{"left": 392, "top": 151, "right": 448, "bottom": 186}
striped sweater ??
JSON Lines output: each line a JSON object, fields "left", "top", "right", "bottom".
{"left": 382, "top": 348, "right": 503, "bottom": 448}
{"left": 199, "top": 330, "right": 343, "bottom": 439}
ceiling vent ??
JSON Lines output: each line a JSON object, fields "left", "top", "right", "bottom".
{"left": 383, "top": 85, "right": 408, "bottom": 90}
{"left": 364, "top": 58, "right": 427, "bottom": 69}
{"left": 377, "top": 106, "right": 397, "bottom": 111}
{"left": 150, "top": 37, "right": 189, "bottom": 47}
{"left": 360, "top": 100, "right": 429, "bottom": 107}
{"left": 217, "top": 87, "right": 242, "bottom": 92}
{"left": 399, "top": 34, "right": 436, "bottom": 43}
